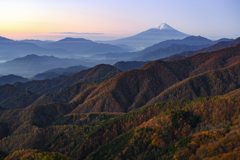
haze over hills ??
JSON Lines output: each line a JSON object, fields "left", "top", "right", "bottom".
{"left": 162, "top": 37, "right": 240, "bottom": 61}
{"left": 20, "top": 39, "right": 54, "bottom": 48}
{"left": 139, "top": 35, "right": 214, "bottom": 54}
{"left": 101, "top": 23, "right": 189, "bottom": 48}
{"left": 0, "top": 54, "right": 94, "bottom": 77}
{"left": 131, "top": 36, "right": 225, "bottom": 61}
{"left": 0, "top": 75, "right": 29, "bottom": 85}
{"left": 0, "top": 36, "right": 69, "bottom": 61}
{"left": 92, "top": 36, "right": 230, "bottom": 63}
{"left": 0, "top": 36, "right": 133, "bottom": 66}
{"left": 70, "top": 43, "right": 240, "bottom": 113}
{"left": 133, "top": 43, "right": 209, "bottom": 61}
{"left": 45, "top": 37, "right": 131, "bottom": 56}
{"left": 32, "top": 65, "right": 89, "bottom": 80}
{"left": 14, "top": 64, "right": 120, "bottom": 94}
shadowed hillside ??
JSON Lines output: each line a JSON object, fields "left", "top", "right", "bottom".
{"left": 14, "top": 64, "right": 120, "bottom": 94}
{"left": 113, "top": 61, "right": 150, "bottom": 72}
{"left": 134, "top": 44, "right": 208, "bottom": 61}
{"left": 0, "top": 84, "right": 40, "bottom": 109}
{"left": 33, "top": 82, "right": 97, "bottom": 105}
{"left": 0, "top": 74, "right": 28, "bottom": 85}
{"left": 71, "top": 43, "right": 240, "bottom": 113}
{"left": 162, "top": 37, "right": 240, "bottom": 61}
{"left": 146, "top": 61, "right": 240, "bottom": 105}
{"left": 1, "top": 42, "right": 240, "bottom": 160}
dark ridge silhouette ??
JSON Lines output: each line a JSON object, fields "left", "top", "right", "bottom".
{"left": 100, "top": 23, "right": 189, "bottom": 48}
{"left": 31, "top": 72, "right": 60, "bottom": 81}
{"left": 0, "top": 74, "right": 29, "bottom": 85}
{"left": 0, "top": 84, "right": 40, "bottom": 109}
{"left": 113, "top": 61, "right": 150, "bottom": 71}
{"left": 140, "top": 36, "right": 213, "bottom": 54}
{"left": 0, "top": 36, "right": 13, "bottom": 42}
{"left": 71, "top": 43, "right": 240, "bottom": 113}
{"left": 134, "top": 43, "right": 208, "bottom": 61}
{"left": 32, "top": 65, "right": 88, "bottom": 80}
{"left": 0, "top": 36, "right": 69, "bottom": 61}
{"left": 147, "top": 61, "right": 240, "bottom": 105}
{"left": 33, "top": 82, "right": 97, "bottom": 105}
{"left": 94, "top": 35, "right": 215, "bottom": 63}
{"left": 162, "top": 37, "right": 240, "bottom": 61}
{"left": 14, "top": 64, "right": 120, "bottom": 94}
{"left": 0, "top": 54, "right": 92, "bottom": 77}
{"left": 46, "top": 37, "right": 130, "bottom": 54}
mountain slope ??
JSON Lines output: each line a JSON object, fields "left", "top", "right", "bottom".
{"left": 32, "top": 82, "right": 97, "bottom": 105}
{"left": 92, "top": 36, "right": 214, "bottom": 63}
{"left": 31, "top": 72, "right": 60, "bottom": 80}
{"left": 1, "top": 93, "right": 240, "bottom": 159}
{"left": 0, "top": 74, "right": 28, "bottom": 85}
{"left": 32, "top": 65, "right": 89, "bottom": 80}
{"left": 101, "top": 23, "right": 189, "bottom": 48}
{"left": 14, "top": 64, "right": 120, "bottom": 94}
{"left": 43, "top": 65, "right": 89, "bottom": 75}
{"left": 0, "top": 54, "right": 90, "bottom": 77}
{"left": 0, "top": 36, "right": 69, "bottom": 61}
{"left": 113, "top": 61, "right": 150, "bottom": 71}
{"left": 134, "top": 43, "right": 208, "bottom": 61}
{"left": 140, "top": 35, "right": 213, "bottom": 54}
{"left": 46, "top": 37, "right": 130, "bottom": 55}
{"left": 1, "top": 45, "right": 240, "bottom": 159}
{"left": 162, "top": 37, "right": 240, "bottom": 61}
{"left": 147, "top": 61, "right": 240, "bottom": 105}
{"left": 0, "top": 84, "right": 40, "bottom": 109}
{"left": 71, "top": 43, "right": 240, "bottom": 113}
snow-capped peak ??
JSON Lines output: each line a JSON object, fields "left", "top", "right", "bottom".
{"left": 153, "top": 23, "right": 175, "bottom": 30}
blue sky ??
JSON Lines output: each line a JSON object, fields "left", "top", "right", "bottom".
{"left": 0, "top": 0, "right": 239, "bottom": 40}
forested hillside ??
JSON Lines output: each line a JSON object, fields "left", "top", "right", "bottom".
{"left": 71, "top": 43, "right": 240, "bottom": 113}
{"left": 14, "top": 64, "right": 120, "bottom": 94}
{"left": 0, "top": 43, "right": 240, "bottom": 160}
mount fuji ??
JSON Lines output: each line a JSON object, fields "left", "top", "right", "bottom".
{"left": 102, "top": 23, "right": 189, "bottom": 49}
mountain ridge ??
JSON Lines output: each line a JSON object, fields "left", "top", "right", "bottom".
{"left": 0, "top": 74, "right": 29, "bottom": 85}
{"left": 100, "top": 23, "right": 189, "bottom": 48}
{"left": 70, "top": 43, "right": 240, "bottom": 113}
{"left": 0, "top": 54, "right": 94, "bottom": 77}
{"left": 162, "top": 37, "right": 240, "bottom": 61}
{"left": 14, "top": 64, "right": 120, "bottom": 94}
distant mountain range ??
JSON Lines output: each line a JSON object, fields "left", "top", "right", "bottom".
{"left": 20, "top": 39, "right": 54, "bottom": 48}
{"left": 93, "top": 36, "right": 233, "bottom": 63}
{"left": 0, "top": 54, "right": 91, "bottom": 77}
{"left": 138, "top": 35, "right": 214, "bottom": 53}
{"left": 32, "top": 65, "right": 89, "bottom": 80}
{"left": 0, "top": 36, "right": 132, "bottom": 63}
{"left": 70, "top": 43, "right": 240, "bottom": 113}
{"left": 131, "top": 36, "right": 233, "bottom": 61}
{"left": 162, "top": 37, "right": 240, "bottom": 61}
{"left": 0, "top": 74, "right": 28, "bottom": 85}
{"left": 0, "top": 36, "right": 69, "bottom": 61}
{"left": 134, "top": 44, "right": 208, "bottom": 61}
{"left": 45, "top": 37, "right": 131, "bottom": 56}
{"left": 14, "top": 64, "right": 120, "bottom": 94}
{"left": 113, "top": 61, "right": 150, "bottom": 71}
{"left": 101, "top": 23, "right": 189, "bottom": 48}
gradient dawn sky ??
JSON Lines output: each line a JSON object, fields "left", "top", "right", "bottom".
{"left": 0, "top": 0, "right": 239, "bottom": 41}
